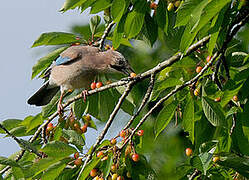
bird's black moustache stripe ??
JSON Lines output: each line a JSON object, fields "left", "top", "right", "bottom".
{"left": 110, "top": 64, "right": 123, "bottom": 72}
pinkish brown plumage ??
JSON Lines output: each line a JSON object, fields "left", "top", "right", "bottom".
{"left": 28, "top": 45, "right": 134, "bottom": 113}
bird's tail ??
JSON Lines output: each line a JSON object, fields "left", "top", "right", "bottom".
{"left": 27, "top": 81, "right": 60, "bottom": 106}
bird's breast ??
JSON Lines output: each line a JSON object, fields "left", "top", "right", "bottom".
{"left": 49, "top": 60, "right": 96, "bottom": 90}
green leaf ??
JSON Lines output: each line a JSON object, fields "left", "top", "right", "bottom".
{"left": 111, "top": 0, "right": 126, "bottom": 22}
{"left": 42, "top": 91, "right": 60, "bottom": 118}
{"left": 190, "top": 156, "right": 203, "bottom": 172}
{"left": 12, "top": 167, "right": 25, "bottom": 180}
{"left": 40, "top": 141, "right": 77, "bottom": 158}
{"left": 41, "top": 159, "right": 71, "bottom": 180}
{"left": 0, "top": 119, "right": 22, "bottom": 134}
{"left": 8, "top": 126, "right": 35, "bottom": 137}
{"left": 0, "top": 157, "right": 20, "bottom": 167}
{"left": 31, "top": 47, "right": 68, "bottom": 79}
{"left": 154, "top": 101, "right": 178, "bottom": 138}
{"left": 18, "top": 139, "right": 39, "bottom": 155}
{"left": 180, "top": 0, "right": 230, "bottom": 52}
{"left": 80, "top": 0, "right": 96, "bottom": 12}
{"left": 32, "top": 32, "right": 79, "bottom": 47}
{"left": 154, "top": 78, "right": 183, "bottom": 92}
{"left": 234, "top": 101, "right": 249, "bottom": 155}
{"left": 21, "top": 113, "right": 43, "bottom": 132}
{"left": 60, "top": 0, "right": 87, "bottom": 12}
{"left": 62, "top": 130, "right": 85, "bottom": 150}
{"left": 82, "top": 116, "right": 97, "bottom": 130}
{"left": 191, "top": 0, "right": 231, "bottom": 33}
{"left": 73, "top": 99, "right": 87, "bottom": 120}
{"left": 176, "top": 164, "right": 193, "bottom": 179}
{"left": 182, "top": 95, "right": 195, "bottom": 143}
{"left": 220, "top": 80, "right": 244, "bottom": 107}
{"left": 90, "top": 0, "right": 112, "bottom": 14}
{"left": 78, "top": 157, "right": 101, "bottom": 180}
{"left": 100, "top": 154, "right": 113, "bottom": 178}
{"left": 85, "top": 88, "right": 125, "bottom": 122}
{"left": 124, "top": 1, "right": 147, "bottom": 38}
{"left": 208, "top": 5, "right": 227, "bottom": 55}
{"left": 112, "top": 15, "right": 126, "bottom": 48}
{"left": 24, "top": 157, "right": 61, "bottom": 178}
{"left": 175, "top": 0, "right": 203, "bottom": 27}
{"left": 156, "top": 0, "right": 168, "bottom": 33}
{"left": 142, "top": 13, "right": 158, "bottom": 46}
{"left": 90, "top": 15, "right": 101, "bottom": 35}
{"left": 54, "top": 168, "right": 78, "bottom": 180}
{"left": 218, "top": 153, "right": 249, "bottom": 178}
{"left": 179, "top": 0, "right": 209, "bottom": 52}
{"left": 202, "top": 96, "right": 226, "bottom": 127}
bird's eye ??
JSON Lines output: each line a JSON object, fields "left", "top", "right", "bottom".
{"left": 118, "top": 59, "right": 125, "bottom": 66}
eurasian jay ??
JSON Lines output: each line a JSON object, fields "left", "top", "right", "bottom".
{"left": 27, "top": 45, "right": 134, "bottom": 113}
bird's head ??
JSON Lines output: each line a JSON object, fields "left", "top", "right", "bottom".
{"left": 107, "top": 50, "right": 135, "bottom": 76}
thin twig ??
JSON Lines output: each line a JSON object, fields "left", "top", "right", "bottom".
{"left": 188, "top": 169, "right": 200, "bottom": 180}
{"left": 124, "top": 73, "right": 156, "bottom": 130}
{"left": 97, "top": 21, "right": 115, "bottom": 50}
{"left": 120, "top": 53, "right": 219, "bottom": 150}
{"left": 41, "top": 125, "right": 48, "bottom": 144}
{"left": 0, "top": 124, "right": 42, "bottom": 158}
{"left": 219, "top": 9, "right": 249, "bottom": 79}
{"left": 77, "top": 82, "right": 134, "bottom": 179}
{"left": 1, "top": 35, "right": 211, "bottom": 176}
{"left": 212, "top": 59, "right": 223, "bottom": 90}
{"left": 230, "top": 114, "right": 236, "bottom": 135}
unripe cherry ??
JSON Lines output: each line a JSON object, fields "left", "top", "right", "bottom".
{"left": 111, "top": 164, "right": 117, "bottom": 172}
{"left": 90, "top": 168, "right": 98, "bottom": 177}
{"left": 137, "top": 130, "right": 144, "bottom": 136}
{"left": 194, "top": 89, "right": 200, "bottom": 96}
{"left": 47, "top": 122, "right": 54, "bottom": 131}
{"left": 206, "top": 56, "right": 212, "bottom": 62}
{"left": 132, "top": 153, "right": 139, "bottom": 162}
{"left": 74, "top": 158, "right": 82, "bottom": 166}
{"left": 130, "top": 72, "right": 136, "bottom": 77}
{"left": 110, "top": 138, "right": 117, "bottom": 145}
{"left": 233, "top": 95, "right": 238, "bottom": 102}
{"left": 167, "top": 2, "right": 174, "bottom": 11}
{"left": 112, "top": 174, "right": 118, "bottom": 180}
{"left": 185, "top": 148, "right": 193, "bottom": 156}
{"left": 80, "top": 124, "right": 88, "bottom": 133}
{"left": 196, "top": 66, "right": 203, "bottom": 73}
{"left": 174, "top": 1, "right": 181, "bottom": 7}
{"left": 91, "top": 82, "right": 96, "bottom": 90}
{"left": 97, "top": 151, "right": 104, "bottom": 158}
{"left": 212, "top": 156, "right": 220, "bottom": 163}
{"left": 74, "top": 152, "right": 79, "bottom": 159}
{"left": 214, "top": 97, "right": 221, "bottom": 102}
{"left": 120, "top": 130, "right": 126, "bottom": 138}
{"left": 96, "top": 82, "right": 103, "bottom": 88}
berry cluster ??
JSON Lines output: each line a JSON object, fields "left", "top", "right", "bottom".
{"left": 77, "top": 128, "right": 146, "bottom": 179}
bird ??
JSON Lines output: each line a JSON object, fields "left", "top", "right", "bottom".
{"left": 27, "top": 45, "right": 134, "bottom": 114}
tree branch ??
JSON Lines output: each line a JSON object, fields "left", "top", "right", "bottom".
{"left": 96, "top": 21, "right": 115, "bottom": 50}
{"left": 120, "top": 52, "right": 219, "bottom": 150}
{"left": 77, "top": 81, "right": 135, "bottom": 179}
{"left": 123, "top": 73, "right": 155, "bottom": 130}
{"left": 0, "top": 124, "right": 42, "bottom": 158}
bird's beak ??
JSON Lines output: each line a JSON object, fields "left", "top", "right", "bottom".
{"left": 121, "top": 66, "right": 135, "bottom": 76}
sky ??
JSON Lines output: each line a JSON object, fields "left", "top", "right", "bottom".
{"left": 0, "top": 0, "right": 129, "bottom": 157}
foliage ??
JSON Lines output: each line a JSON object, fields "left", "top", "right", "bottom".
{"left": 1, "top": 0, "right": 249, "bottom": 179}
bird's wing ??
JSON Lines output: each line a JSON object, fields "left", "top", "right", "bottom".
{"left": 55, "top": 46, "right": 100, "bottom": 66}
{"left": 55, "top": 56, "right": 73, "bottom": 65}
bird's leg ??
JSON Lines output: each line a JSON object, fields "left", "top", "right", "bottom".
{"left": 81, "top": 90, "right": 89, "bottom": 102}
{"left": 57, "top": 91, "right": 65, "bottom": 115}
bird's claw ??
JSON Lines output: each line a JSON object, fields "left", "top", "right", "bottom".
{"left": 81, "top": 90, "right": 89, "bottom": 102}
{"left": 57, "top": 103, "right": 64, "bottom": 115}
